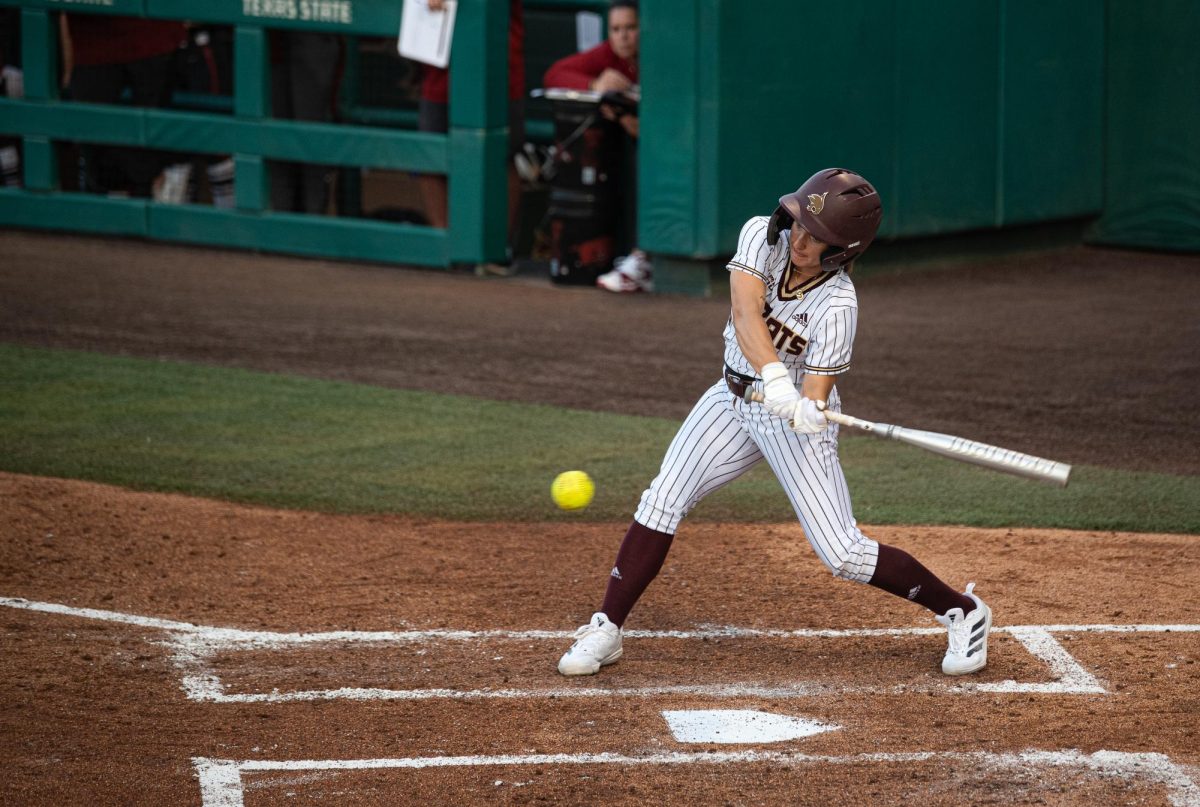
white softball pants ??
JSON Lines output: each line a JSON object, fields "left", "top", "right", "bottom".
{"left": 634, "top": 380, "right": 879, "bottom": 583}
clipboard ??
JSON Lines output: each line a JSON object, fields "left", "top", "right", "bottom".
{"left": 397, "top": 0, "right": 458, "bottom": 69}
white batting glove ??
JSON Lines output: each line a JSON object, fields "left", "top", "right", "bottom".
{"left": 760, "top": 362, "right": 800, "bottom": 420}
{"left": 791, "top": 397, "right": 829, "bottom": 434}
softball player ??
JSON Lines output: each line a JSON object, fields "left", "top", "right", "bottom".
{"left": 559, "top": 168, "right": 992, "bottom": 677}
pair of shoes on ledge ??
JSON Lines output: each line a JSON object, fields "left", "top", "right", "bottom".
{"left": 597, "top": 250, "right": 653, "bottom": 293}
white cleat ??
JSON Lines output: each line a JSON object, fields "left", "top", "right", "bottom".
{"left": 558, "top": 612, "right": 623, "bottom": 676}
{"left": 936, "top": 582, "right": 992, "bottom": 676}
{"left": 596, "top": 251, "right": 653, "bottom": 293}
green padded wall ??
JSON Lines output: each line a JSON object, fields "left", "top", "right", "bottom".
{"left": 636, "top": 0, "right": 705, "bottom": 255}
{"left": 1090, "top": 0, "right": 1200, "bottom": 251}
{"left": 1001, "top": 1, "right": 1103, "bottom": 226}
{"left": 640, "top": 0, "right": 1105, "bottom": 260}
{"left": 891, "top": 0, "right": 999, "bottom": 236}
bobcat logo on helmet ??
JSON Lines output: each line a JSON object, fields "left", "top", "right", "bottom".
{"left": 806, "top": 192, "right": 828, "bottom": 215}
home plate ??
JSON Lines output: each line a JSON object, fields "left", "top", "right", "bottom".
{"left": 662, "top": 710, "right": 841, "bottom": 744}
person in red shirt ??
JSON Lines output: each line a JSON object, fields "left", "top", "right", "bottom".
{"left": 418, "top": 0, "right": 525, "bottom": 255}
{"left": 543, "top": 0, "right": 638, "bottom": 138}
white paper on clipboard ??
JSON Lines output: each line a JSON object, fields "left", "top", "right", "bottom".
{"left": 397, "top": 0, "right": 458, "bottom": 69}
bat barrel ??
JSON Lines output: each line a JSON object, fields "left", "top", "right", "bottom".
{"left": 901, "top": 427, "right": 1072, "bottom": 487}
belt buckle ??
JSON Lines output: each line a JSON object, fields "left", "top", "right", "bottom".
{"left": 724, "top": 368, "right": 746, "bottom": 397}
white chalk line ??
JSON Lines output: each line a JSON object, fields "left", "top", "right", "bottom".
{"left": 171, "top": 625, "right": 1102, "bottom": 703}
{"left": 6, "top": 598, "right": 1194, "bottom": 805}
{"left": 992, "top": 627, "right": 1104, "bottom": 694}
{"left": 174, "top": 680, "right": 956, "bottom": 704}
{"left": 6, "top": 596, "right": 1196, "bottom": 702}
{"left": 5, "top": 596, "right": 1198, "bottom": 643}
{"left": 193, "top": 749, "right": 1200, "bottom": 807}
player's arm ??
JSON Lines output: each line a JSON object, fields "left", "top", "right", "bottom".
{"left": 800, "top": 304, "right": 856, "bottom": 407}
{"left": 791, "top": 304, "right": 857, "bottom": 432}
{"left": 729, "top": 270, "right": 779, "bottom": 374}
{"left": 730, "top": 271, "right": 803, "bottom": 420}
{"left": 544, "top": 45, "right": 615, "bottom": 90}
{"left": 800, "top": 373, "right": 836, "bottom": 405}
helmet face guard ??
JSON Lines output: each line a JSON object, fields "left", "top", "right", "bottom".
{"left": 765, "top": 168, "right": 883, "bottom": 270}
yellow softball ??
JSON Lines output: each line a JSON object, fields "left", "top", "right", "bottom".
{"left": 551, "top": 470, "right": 595, "bottom": 511}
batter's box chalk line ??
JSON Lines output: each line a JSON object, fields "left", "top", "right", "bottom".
{"left": 191, "top": 749, "right": 1200, "bottom": 807}
{"left": 3, "top": 596, "right": 1199, "bottom": 703}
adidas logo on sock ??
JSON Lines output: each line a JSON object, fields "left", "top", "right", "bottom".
{"left": 610, "top": 566, "right": 623, "bottom": 580}
{"left": 907, "top": 585, "right": 921, "bottom": 600}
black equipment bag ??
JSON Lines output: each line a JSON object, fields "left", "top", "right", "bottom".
{"left": 546, "top": 99, "right": 621, "bottom": 285}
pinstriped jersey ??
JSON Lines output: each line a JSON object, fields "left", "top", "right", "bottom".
{"left": 722, "top": 215, "right": 858, "bottom": 381}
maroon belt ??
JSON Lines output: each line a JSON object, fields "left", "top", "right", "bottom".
{"left": 723, "top": 365, "right": 757, "bottom": 400}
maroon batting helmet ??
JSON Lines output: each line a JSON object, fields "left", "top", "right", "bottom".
{"left": 765, "top": 168, "right": 883, "bottom": 270}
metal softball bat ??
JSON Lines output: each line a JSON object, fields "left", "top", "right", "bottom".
{"left": 743, "top": 389, "right": 1071, "bottom": 487}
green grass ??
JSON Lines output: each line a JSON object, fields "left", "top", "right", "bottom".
{"left": 1, "top": 344, "right": 1197, "bottom": 533}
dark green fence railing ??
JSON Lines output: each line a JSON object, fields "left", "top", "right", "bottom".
{"left": 0, "top": 0, "right": 603, "bottom": 266}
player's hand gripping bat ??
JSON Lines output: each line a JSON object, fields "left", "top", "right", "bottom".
{"left": 743, "top": 389, "right": 1071, "bottom": 487}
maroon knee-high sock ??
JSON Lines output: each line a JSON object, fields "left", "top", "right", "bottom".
{"left": 868, "top": 543, "right": 974, "bottom": 616}
{"left": 600, "top": 520, "right": 675, "bottom": 627}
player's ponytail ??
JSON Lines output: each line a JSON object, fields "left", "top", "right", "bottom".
{"left": 765, "top": 206, "right": 792, "bottom": 247}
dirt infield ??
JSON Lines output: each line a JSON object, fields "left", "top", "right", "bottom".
{"left": 2, "top": 231, "right": 1199, "bottom": 804}
{"left": 2, "top": 473, "right": 1199, "bottom": 805}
